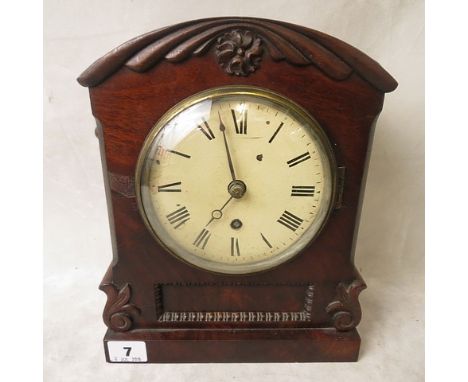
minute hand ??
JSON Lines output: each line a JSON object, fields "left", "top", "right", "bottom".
{"left": 218, "top": 112, "right": 237, "bottom": 181}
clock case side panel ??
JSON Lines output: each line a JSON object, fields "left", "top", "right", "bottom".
{"left": 348, "top": 112, "right": 382, "bottom": 265}
{"left": 94, "top": 119, "right": 119, "bottom": 267}
{"left": 88, "top": 55, "right": 383, "bottom": 334}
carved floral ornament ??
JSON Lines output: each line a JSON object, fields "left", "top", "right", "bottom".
{"left": 215, "top": 30, "right": 263, "bottom": 76}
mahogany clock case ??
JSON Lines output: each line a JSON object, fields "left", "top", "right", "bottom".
{"left": 78, "top": 17, "right": 397, "bottom": 363}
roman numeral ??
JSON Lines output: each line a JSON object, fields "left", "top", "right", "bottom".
{"left": 260, "top": 233, "right": 273, "bottom": 248}
{"left": 166, "top": 149, "right": 191, "bottom": 158}
{"left": 287, "top": 152, "right": 311, "bottom": 167}
{"left": 156, "top": 146, "right": 191, "bottom": 159}
{"left": 231, "top": 109, "right": 247, "bottom": 134}
{"left": 166, "top": 206, "right": 190, "bottom": 228}
{"left": 268, "top": 122, "right": 284, "bottom": 143}
{"left": 277, "top": 210, "right": 304, "bottom": 231}
{"left": 291, "top": 185, "right": 315, "bottom": 197}
{"left": 157, "top": 181, "right": 181, "bottom": 192}
{"left": 193, "top": 228, "right": 211, "bottom": 249}
{"left": 198, "top": 119, "right": 215, "bottom": 140}
{"left": 231, "top": 237, "right": 240, "bottom": 256}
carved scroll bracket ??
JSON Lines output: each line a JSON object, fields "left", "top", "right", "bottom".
{"left": 326, "top": 279, "right": 367, "bottom": 331}
{"left": 99, "top": 279, "right": 140, "bottom": 332}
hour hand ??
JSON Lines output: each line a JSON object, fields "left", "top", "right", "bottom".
{"left": 205, "top": 195, "right": 233, "bottom": 227}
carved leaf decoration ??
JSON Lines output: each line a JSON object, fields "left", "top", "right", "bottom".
{"left": 326, "top": 279, "right": 367, "bottom": 331}
{"left": 108, "top": 284, "right": 131, "bottom": 314}
{"left": 77, "top": 17, "right": 397, "bottom": 92}
{"left": 99, "top": 281, "right": 140, "bottom": 332}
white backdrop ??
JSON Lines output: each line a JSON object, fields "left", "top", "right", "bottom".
{"left": 44, "top": 1, "right": 424, "bottom": 381}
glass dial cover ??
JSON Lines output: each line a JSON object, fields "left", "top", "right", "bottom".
{"left": 136, "top": 86, "right": 335, "bottom": 274}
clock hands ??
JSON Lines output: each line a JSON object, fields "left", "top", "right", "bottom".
{"left": 203, "top": 111, "right": 248, "bottom": 229}
{"left": 218, "top": 111, "right": 247, "bottom": 199}
{"left": 205, "top": 195, "right": 233, "bottom": 227}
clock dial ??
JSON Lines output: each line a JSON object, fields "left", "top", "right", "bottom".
{"left": 137, "top": 87, "right": 335, "bottom": 274}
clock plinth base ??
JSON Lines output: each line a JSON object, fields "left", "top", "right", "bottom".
{"left": 103, "top": 327, "right": 361, "bottom": 363}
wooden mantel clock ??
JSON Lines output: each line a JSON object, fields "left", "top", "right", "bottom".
{"left": 78, "top": 17, "right": 397, "bottom": 363}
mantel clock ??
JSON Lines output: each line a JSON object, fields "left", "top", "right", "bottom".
{"left": 78, "top": 17, "right": 397, "bottom": 363}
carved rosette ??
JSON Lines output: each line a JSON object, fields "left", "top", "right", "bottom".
{"left": 99, "top": 282, "right": 140, "bottom": 332}
{"left": 326, "top": 279, "right": 367, "bottom": 331}
{"left": 215, "top": 30, "right": 263, "bottom": 76}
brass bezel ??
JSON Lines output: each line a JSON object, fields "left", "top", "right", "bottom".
{"left": 135, "top": 85, "right": 337, "bottom": 274}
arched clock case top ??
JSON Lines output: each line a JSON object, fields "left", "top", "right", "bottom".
{"left": 78, "top": 17, "right": 397, "bottom": 91}
{"left": 79, "top": 17, "right": 397, "bottom": 363}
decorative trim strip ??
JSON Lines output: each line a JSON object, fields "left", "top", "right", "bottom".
{"left": 155, "top": 283, "right": 314, "bottom": 323}
{"left": 334, "top": 166, "right": 346, "bottom": 209}
{"left": 158, "top": 310, "right": 309, "bottom": 323}
{"left": 154, "top": 283, "right": 164, "bottom": 318}
{"left": 77, "top": 17, "right": 397, "bottom": 92}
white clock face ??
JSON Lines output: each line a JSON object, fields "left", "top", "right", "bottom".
{"left": 137, "top": 87, "right": 335, "bottom": 274}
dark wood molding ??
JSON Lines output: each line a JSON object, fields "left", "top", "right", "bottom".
{"left": 77, "top": 17, "right": 397, "bottom": 92}
{"left": 104, "top": 327, "right": 362, "bottom": 362}
{"left": 154, "top": 283, "right": 315, "bottom": 323}
{"left": 99, "top": 268, "right": 140, "bottom": 332}
{"left": 326, "top": 278, "right": 367, "bottom": 331}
